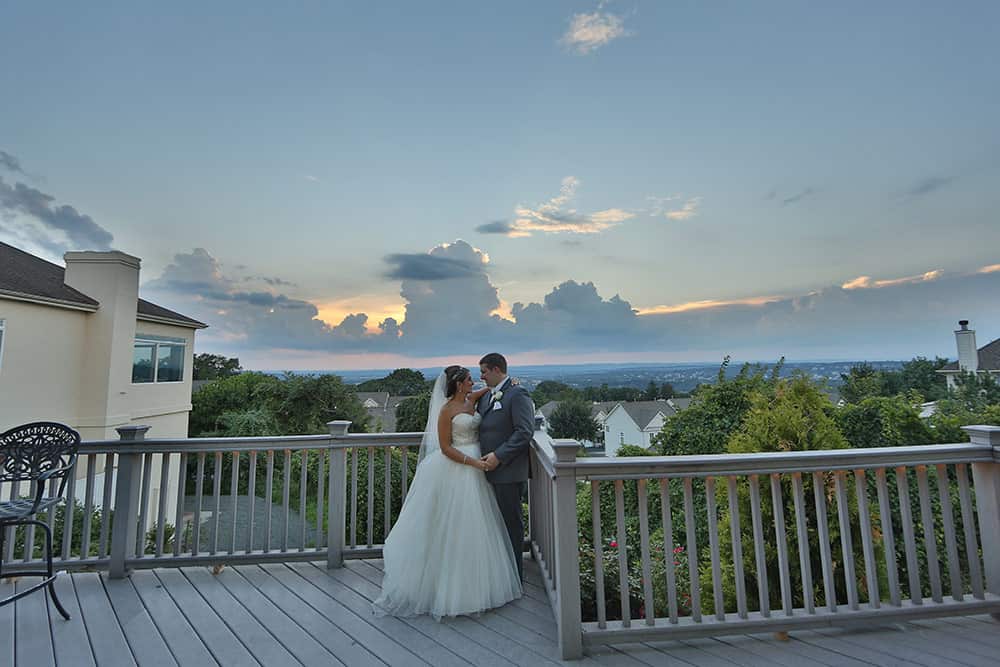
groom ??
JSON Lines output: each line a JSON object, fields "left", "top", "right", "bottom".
{"left": 478, "top": 352, "right": 534, "bottom": 582}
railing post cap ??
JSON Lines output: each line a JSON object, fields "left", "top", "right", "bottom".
{"left": 327, "top": 420, "right": 352, "bottom": 436}
{"left": 116, "top": 424, "right": 150, "bottom": 441}
{"left": 534, "top": 415, "right": 545, "bottom": 430}
{"left": 963, "top": 425, "right": 1000, "bottom": 447}
{"left": 551, "top": 438, "right": 580, "bottom": 463}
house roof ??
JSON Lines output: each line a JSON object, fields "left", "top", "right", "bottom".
{"left": 668, "top": 397, "right": 692, "bottom": 411}
{"left": 355, "top": 392, "right": 390, "bottom": 407}
{"left": 538, "top": 400, "right": 618, "bottom": 420}
{"left": 0, "top": 241, "right": 99, "bottom": 308}
{"left": 940, "top": 337, "right": 1000, "bottom": 372}
{"left": 0, "top": 241, "right": 206, "bottom": 328}
{"left": 606, "top": 400, "right": 676, "bottom": 430}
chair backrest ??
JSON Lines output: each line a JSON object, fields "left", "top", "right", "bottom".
{"left": 0, "top": 422, "right": 81, "bottom": 484}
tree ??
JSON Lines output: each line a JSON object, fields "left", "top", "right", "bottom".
{"left": 651, "top": 357, "right": 782, "bottom": 457}
{"left": 532, "top": 380, "right": 578, "bottom": 406}
{"left": 660, "top": 382, "right": 675, "bottom": 399}
{"left": 189, "top": 372, "right": 282, "bottom": 436}
{"left": 259, "top": 373, "right": 369, "bottom": 434}
{"left": 549, "top": 400, "right": 599, "bottom": 442}
{"left": 899, "top": 356, "right": 949, "bottom": 401}
{"left": 839, "top": 363, "right": 888, "bottom": 403}
{"left": 643, "top": 381, "right": 659, "bottom": 401}
{"left": 355, "top": 368, "right": 428, "bottom": 396}
{"left": 835, "top": 393, "right": 932, "bottom": 448}
{"left": 193, "top": 353, "right": 242, "bottom": 381}
{"left": 395, "top": 393, "right": 431, "bottom": 432}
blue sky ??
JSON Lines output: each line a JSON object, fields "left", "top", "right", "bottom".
{"left": 2, "top": 2, "right": 998, "bottom": 369}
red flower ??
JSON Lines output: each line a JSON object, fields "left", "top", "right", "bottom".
{"left": 609, "top": 540, "right": 618, "bottom": 548}
{"left": 673, "top": 546, "right": 684, "bottom": 553}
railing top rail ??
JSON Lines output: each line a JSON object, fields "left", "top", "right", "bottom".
{"left": 566, "top": 442, "right": 995, "bottom": 480}
{"left": 78, "top": 431, "right": 424, "bottom": 455}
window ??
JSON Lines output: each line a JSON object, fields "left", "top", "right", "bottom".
{"left": 132, "top": 334, "right": 186, "bottom": 383}
{"left": 0, "top": 319, "right": 5, "bottom": 373}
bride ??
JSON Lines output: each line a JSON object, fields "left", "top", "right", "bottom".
{"left": 373, "top": 365, "right": 523, "bottom": 618}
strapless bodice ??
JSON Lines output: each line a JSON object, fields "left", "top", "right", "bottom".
{"left": 451, "top": 412, "right": 481, "bottom": 447}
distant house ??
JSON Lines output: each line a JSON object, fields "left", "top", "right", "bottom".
{"left": 603, "top": 400, "right": 678, "bottom": 457}
{"left": 537, "top": 400, "right": 617, "bottom": 448}
{"left": 938, "top": 320, "right": 1000, "bottom": 390}
{"left": 356, "top": 391, "right": 413, "bottom": 432}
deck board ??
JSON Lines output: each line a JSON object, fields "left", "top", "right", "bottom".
{"left": 1, "top": 559, "right": 998, "bottom": 666}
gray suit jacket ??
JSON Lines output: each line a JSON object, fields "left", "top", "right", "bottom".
{"left": 477, "top": 380, "right": 534, "bottom": 484}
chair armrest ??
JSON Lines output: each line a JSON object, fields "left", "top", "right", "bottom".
{"left": 37, "top": 461, "right": 76, "bottom": 482}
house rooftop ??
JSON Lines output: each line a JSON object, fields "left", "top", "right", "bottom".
{"left": 940, "top": 337, "right": 1000, "bottom": 372}
{"left": 0, "top": 241, "right": 206, "bottom": 329}
{"left": 615, "top": 400, "right": 677, "bottom": 429}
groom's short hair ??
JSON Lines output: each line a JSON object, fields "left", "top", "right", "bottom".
{"left": 479, "top": 352, "right": 507, "bottom": 373}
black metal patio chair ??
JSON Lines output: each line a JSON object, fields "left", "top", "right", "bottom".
{"left": 0, "top": 422, "right": 80, "bottom": 620}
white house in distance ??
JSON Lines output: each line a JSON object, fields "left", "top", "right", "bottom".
{"left": 938, "top": 320, "right": 1000, "bottom": 390}
{"left": 0, "top": 241, "right": 206, "bottom": 525}
{"left": 604, "top": 400, "right": 679, "bottom": 457}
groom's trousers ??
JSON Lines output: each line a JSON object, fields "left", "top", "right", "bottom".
{"left": 492, "top": 481, "right": 525, "bottom": 582}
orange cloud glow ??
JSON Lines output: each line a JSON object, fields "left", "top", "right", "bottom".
{"left": 315, "top": 297, "right": 405, "bottom": 334}
{"left": 841, "top": 270, "right": 942, "bottom": 290}
{"left": 636, "top": 295, "right": 784, "bottom": 315}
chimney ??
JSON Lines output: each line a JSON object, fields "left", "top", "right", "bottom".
{"left": 64, "top": 251, "right": 142, "bottom": 438}
{"left": 955, "top": 320, "right": 979, "bottom": 373}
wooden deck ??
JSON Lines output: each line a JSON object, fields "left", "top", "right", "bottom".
{"left": 2, "top": 558, "right": 999, "bottom": 666}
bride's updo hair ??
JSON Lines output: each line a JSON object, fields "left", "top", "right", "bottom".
{"left": 444, "top": 365, "right": 470, "bottom": 398}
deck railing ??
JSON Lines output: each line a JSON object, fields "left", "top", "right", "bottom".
{"left": 3, "top": 422, "right": 1000, "bottom": 660}
{"left": 528, "top": 425, "right": 1000, "bottom": 658}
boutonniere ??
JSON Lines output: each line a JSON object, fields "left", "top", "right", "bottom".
{"left": 491, "top": 389, "right": 504, "bottom": 402}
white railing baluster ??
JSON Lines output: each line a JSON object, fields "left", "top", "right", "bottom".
{"left": 705, "top": 476, "right": 724, "bottom": 620}
{"left": 155, "top": 453, "right": 170, "bottom": 557}
{"left": 955, "top": 463, "right": 984, "bottom": 599}
{"left": 210, "top": 452, "right": 223, "bottom": 555}
{"left": 229, "top": 451, "right": 239, "bottom": 554}
{"left": 136, "top": 452, "right": 153, "bottom": 556}
{"left": 99, "top": 453, "right": 114, "bottom": 558}
{"left": 895, "top": 466, "right": 922, "bottom": 603}
{"left": 366, "top": 446, "right": 375, "bottom": 548}
{"left": 682, "top": 477, "right": 701, "bottom": 622}
{"left": 193, "top": 452, "right": 206, "bottom": 554}
{"left": 316, "top": 449, "right": 326, "bottom": 548}
{"left": 591, "top": 480, "right": 607, "bottom": 629}
{"left": 727, "top": 476, "right": 748, "bottom": 619}
{"left": 3, "top": 480, "right": 18, "bottom": 563}
{"left": 749, "top": 474, "right": 771, "bottom": 616}
{"left": 658, "top": 479, "right": 679, "bottom": 624}
{"left": 916, "top": 465, "right": 943, "bottom": 602}
{"left": 791, "top": 472, "right": 814, "bottom": 614}
{"left": 25, "top": 480, "right": 37, "bottom": 561}
{"left": 811, "top": 472, "right": 835, "bottom": 612}
{"left": 246, "top": 451, "right": 257, "bottom": 552}
{"left": 853, "top": 469, "right": 879, "bottom": 609}
{"left": 770, "top": 473, "right": 794, "bottom": 616}
{"left": 174, "top": 452, "right": 187, "bottom": 556}
{"left": 281, "top": 449, "right": 291, "bottom": 552}
{"left": 81, "top": 453, "right": 97, "bottom": 559}
{"left": 383, "top": 448, "right": 392, "bottom": 542}
{"left": 60, "top": 459, "right": 79, "bottom": 560}
{"left": 300, "top": 450, "right": 308, "bottom": 551}
{"left": 636, "top": 479, "right": 655, "bottom": 626}
{"left": 935, "top": 464, "right": 963, "bottom": 601}
{"left": 350, "top": 447, "right": 358, "bottom": 549}
{"left": 613, "top": 479, "right": 630, "bottom": 626}
{"left": 834, "top": 470, "right": 859, "bottom": 610}
{"left": 401, "top": 446, "right": 409, "bottom": 498}
{"left": 264, "top": 449, "right": 274, "bottom": 553}
{"left": 875, "top": 468, "right": 901, "bottom": 607}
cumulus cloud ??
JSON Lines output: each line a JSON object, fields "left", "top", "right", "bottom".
{"left": 502, "top": 177, "right": 635, "bottom": 237}
{"left": 665, "top": 197, "right": 701, "bottom": 221}
{"left": 561, "top": 11, "right": 629, "bottom": 54}
{"left": 142, "top": 248, "right": 394, "bottom": 352}
{"left": 145, "top": 242, "right": 1000, "bottom": 363}
{"left": 0, "top": 175, "right": 114, "bottom": 253}
{"left": 841, "top": 270, "right": 942, "bottom": 290}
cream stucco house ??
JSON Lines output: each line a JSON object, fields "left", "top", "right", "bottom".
{"left": 0, "top": 242, "right": 206, "bottom": 525}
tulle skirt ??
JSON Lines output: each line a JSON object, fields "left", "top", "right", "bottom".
{"left": 373, "top": 443, "right": 522, "bottom": 619}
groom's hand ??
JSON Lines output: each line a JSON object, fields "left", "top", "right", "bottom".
{"left": 481, "top": 452, "right": 500, "bottom": 471}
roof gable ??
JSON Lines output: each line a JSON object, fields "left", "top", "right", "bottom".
{"left": 940, "top": 337, "right": 1000, "bottom": 372}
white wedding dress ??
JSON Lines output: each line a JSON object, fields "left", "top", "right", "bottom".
{"left": 373, "top": 411, "right": 522, "bottom": 619}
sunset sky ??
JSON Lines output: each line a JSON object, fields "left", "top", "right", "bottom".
{"left": 2, "top": 2, "right": 998, "bottom": 369}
